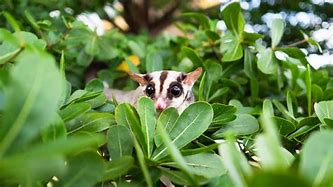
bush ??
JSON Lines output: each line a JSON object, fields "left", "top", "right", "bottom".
{"left": 0, "top": 2, "right": 333, "bottom": 186}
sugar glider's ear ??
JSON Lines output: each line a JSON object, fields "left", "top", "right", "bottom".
{"left": 128, "top": 72, "right": 148, "bottom": 85}
{"left": 183, "top": 67, "right": 203, "bottom": 85}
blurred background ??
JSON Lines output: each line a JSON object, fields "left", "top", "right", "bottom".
{"left": 1, "top": 0, "right": 332, "bottom": 85}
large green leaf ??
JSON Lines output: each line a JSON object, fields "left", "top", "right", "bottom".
{"left": 255, "top": 100, "right": 293, "bottom": 171}
{"left": 248, "top": 171, "right": 311, "bottom": 187}
{"left": 0, "top": 47, "right": 62, "bottom": 157}
{"left": 59, "top": 103, "right": 91, "bottom": 122}
{"left": 137, "top": 97, "right": 156, "bottom": 158}
{"left": 67, "top": 112, "right": 115, "bottom": 134}
{"left": 163, "top": 153, "right": 226, "bottom": 179}
{"left": 271, "top": 19, "right": 285, "bottom": 49}
{"left": 154, "top": 107, "right": 179, "bottom": 147}
{"left": 257, "top": 48, "right": 278, "bottom": 74}
{"left": 218, "top": 135, "right": 252, "bottom": 187}
{"left": 182, "top": 12, "right": 210, "bottom": 29}
{"left": 213, "top": 114, "right": 259, "bottom": 138}
{"left": 146, "top": 51, "right": 163, "bottom": 73}
{"left": 204, "top": 59, "right": 223, "bottom": 82}
{"left": 244, "top": 48, "right": 257, "bottom": 79}
{"left": 272, "top": 116, "right": 296, "bottom": 136}
{"left": 152, "top": 102, "right": 213, "bottom": 161}
{"left": 0, "top": 133, "right": 104, "bottom": 184}
{"left": 299, "top": 130, "right": 333, "bottom": 186}
{"left": 133, "top": 139, "right": 153, "bottom": 187}
{"left": 220, "top": 2, "right": 245, "bottom": 37}
{"left": 107, "top": 125, "right": 133, "bottom": 160}
{"left": 0, "top": 154, "right": 66, "bottom": 185}
{"left": 181, "top": 46, "right": 203, "bottom": 66}
{"left": 212, "top": 103, "right": 237, "bottom": 125}
{"left": 221, "top": 32, "right": 243, "bottom": 62}
{"left": 56, "top": 151, "right": 105, "bottom": 187}
{"left": 115, "top": 103, "right": 146, "bottom": 153}
{"left": 102, "top": 156, "right": 134, "bottom": 180}
{"left": 314, "top": 100, "right": 333, "bottom": 127}
{"left": 41, "top": 113, "right": 67, "bottom": 142}
{"left": 156, "top": 118, "right": 197, "bottom": 185}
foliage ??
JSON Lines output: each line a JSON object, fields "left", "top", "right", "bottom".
{"left": 0, "top": 1, "right": 333, "bottom": 186}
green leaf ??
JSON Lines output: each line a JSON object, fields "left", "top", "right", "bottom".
{"left": 312, "top": 84, "right": 323, "bottom": 102}
{"left": 212, "top": 103, "right": 237, "bottom": 125}
{"left": 221, "top": 32, "right": 243, "bottom": 62}
{"left": 107, "top": 125, "right": 133, "bottom": 160}
{"left": 0, "top": 133, "right": 104, "bottom": 184}
{"left": 65, "top": 89, "right": 88, "bottom": 104}
{"left": 84, "top": 93, "right": 107, "bottom": 108}
{"left": 152, "top": 102, "right": 213, "bottom": 161}
{"left": 182, "top": 12, "right": 210, "bottom": 29}
{"left": 0, "top": 47, "right": 62, "bottom": 157}
{"left": 115, "top": 103, "right": 146, "bottom": 152}
{"left": 84, "top": 34, "right": 100, "bottom": 55}
{"left": 300, "top": 130, "right": 333, "bottom": 186}
{"left": 257, "top": 48, "right": 278, "bottom": 74}
{"left": 208, "top": 87, "right": 229, "bottom": 102}
{"left": 207, "top": 174, "right": 235, "bottom": 187}
{"left": 244, "top": 48, "right": 256, "bottom": 79}
{"left": 243, "top": 32, "right": 263, "bottom": 43}
{"left": 181, "top": 143, "right": 219, "bottom": 156}
{"left": 133, "top": 139, "right": 153, "bottom": 187}
{"left": 213, "top": 114, "right": 259, "bottom": 138}
{"left": 306, "top": 64, "right": 312, "bottom": 116}
{"left": 0, "top": 154, "right": 66, "bottom": 185}
{"left": 181, "top": 46, "right": 203, "bottom": 66}
{"left": 220, "top": 2, "right": 245, "bottom": 37}
{"left": 85, "top": 79, "right": 104, "bottom": 92}
{"left": 272, "top": 116, "right": 296, "bottom": 136}
{"left": 59, "top": 103, "right": 91, "bottom": 122}
{"left": 198, "top": 71, "right": 207, "bottom": 101}
{"left": 154, "top": 107, "right": 179, "bottom": 147}
{"left": 67, "top": 112, "right": 115, "bottom": 134}
{"left": 255, "top": 101, "right": 293, "bottom": 171}
{"left": 301, "top": 30, "right": 322, "bottom": 53}
{"left": 56, "top": 151, "right": 105, "bottom": 187}
{"left": 205, "top": 30, "right": 220, "bottom": 41}
{"left": 286, "top": 91, "right": 295, "bottom": 117}
{"left": 146, "top": 51, "right": 163, "bottom": 73}
{"left": 308, "top": 38, "right": 322, "bottom": 53}
{"left": 3, "top": 12, "right": 21, "bottom": 32}
{"left": 160, "top": 170, "right": 190, "bottom": 185}
{"left": 41, "top": 113, "right": 67, "bottom": 142}
{"left": 102, "top": 156, "right": 134, "bottom": 180}
{"left": 219, "top": 135, "right": 252, "bottom": 187}
{"left": 249, "top": 171, "right": 311, "bottom": 187}
{"left": 314, "top": 100, "right": 333, "bottom": 127}
{"left": 156, "top": 118, "right": 197, "bottom": 185}
{"left": 77, "top": 49, "right": 93, "bottom": 66}
{"left": 128, "top": 40, "right": 145, "bottom": 58}
{"left": 0, "top": 48, "right": 22, "bottom": 64}
{"left": 271, "top": 19, "right": 285, "bottom": 49}
{"left": 163, "top": 153, "right": 226, "bottom": 179}
{"left": 204, "top": 59, "right": 223, "bottom": 82}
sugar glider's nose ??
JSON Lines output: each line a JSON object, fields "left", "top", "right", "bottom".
{"left": 155, "top": 98, "right": 167, "bottom": 110}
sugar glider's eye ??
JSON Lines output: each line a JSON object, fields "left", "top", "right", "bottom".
{"left": 170, "top": 84, "right": 182, "bottom": 97}
{"left": 145, "top": 84, "right": 155, "bottom": 96}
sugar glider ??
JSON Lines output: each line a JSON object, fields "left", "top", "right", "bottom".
{"left": 104, "top": 67, "right": 202, "bottom": 112}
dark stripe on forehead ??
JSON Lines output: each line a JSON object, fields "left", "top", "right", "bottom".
{"left": 159, "top": 71, "right": 168, "bottom": 93}
{"left": 144, "top": 74, "right": 152, "bottom": 82}
{"left": 177, "top": 73, "right": 187, "bottom": 83}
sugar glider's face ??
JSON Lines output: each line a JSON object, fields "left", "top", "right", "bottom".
{"left": 129, "top": 67, "right": 202, "bottom": 111}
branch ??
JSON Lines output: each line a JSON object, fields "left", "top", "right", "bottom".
{"left": 148, "top": 0, "right": 180, "bottom": 33}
